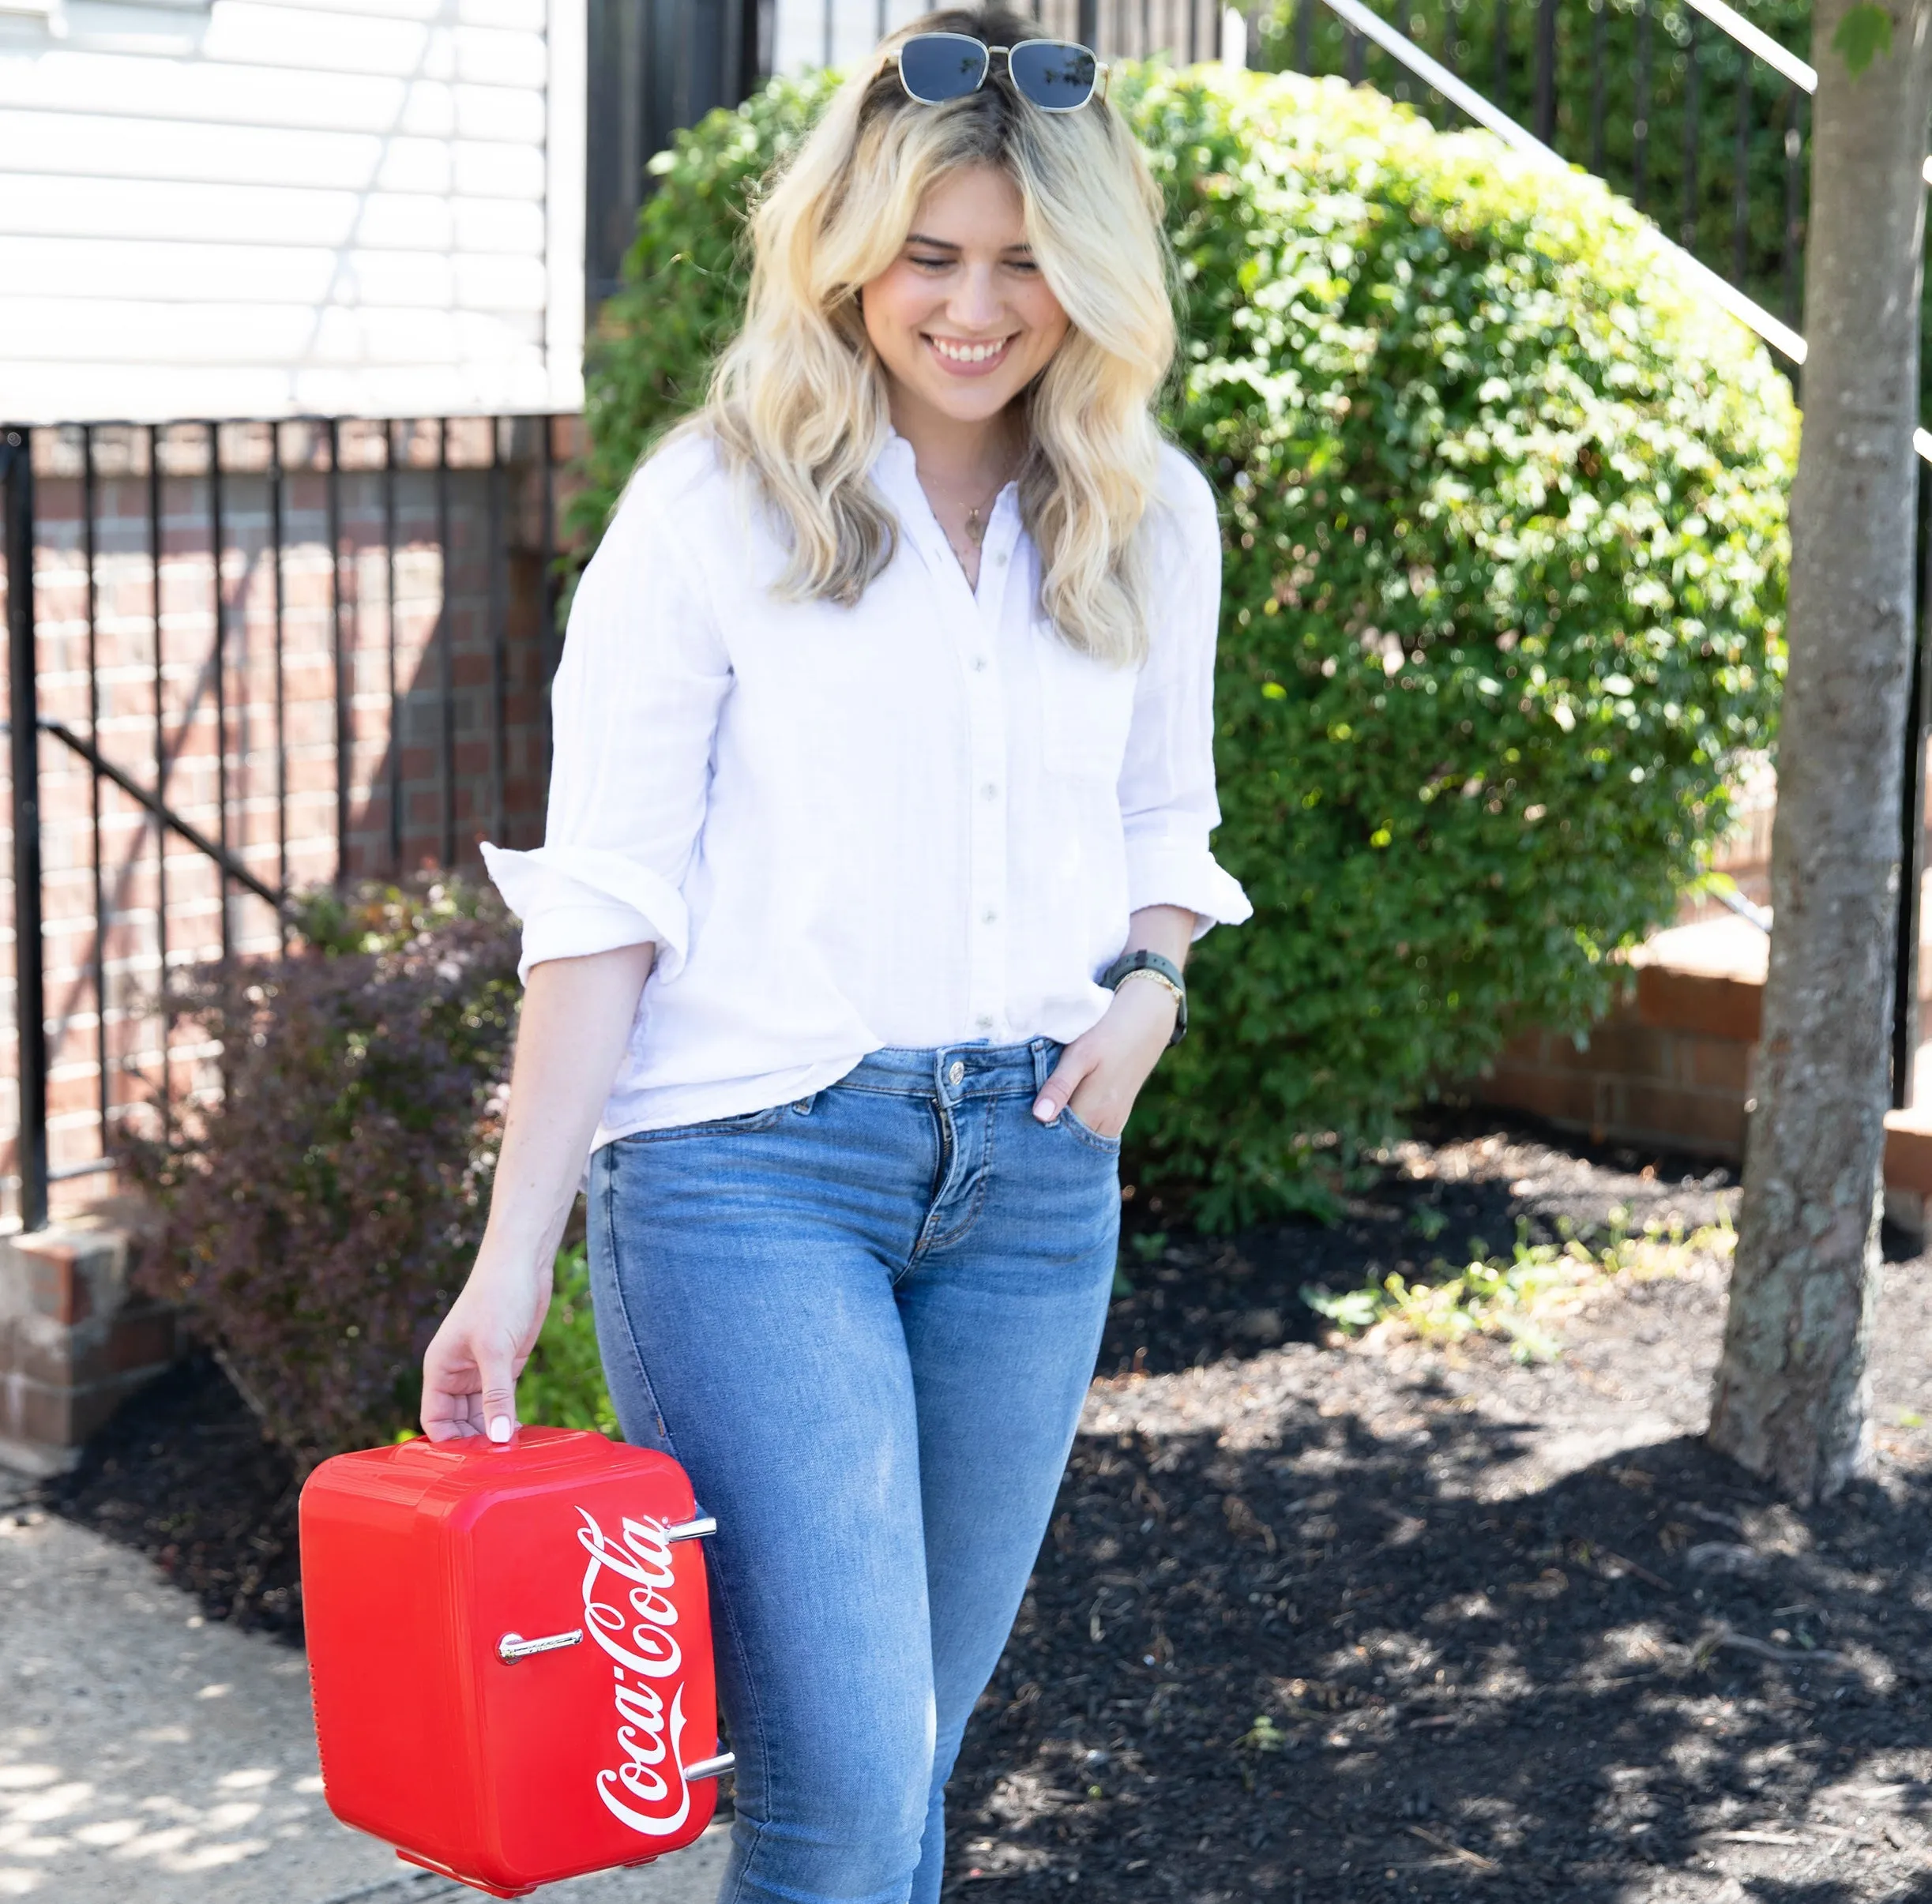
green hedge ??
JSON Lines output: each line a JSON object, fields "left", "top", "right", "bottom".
{"left": 1257, "top": 0, "right": 1811, "bottom": 309}
{"left": 581, "top": 63, "right": 1793, "bottom": 1227}
{"left": 1254, "top": 2, "right": 1932, "bottom": 433}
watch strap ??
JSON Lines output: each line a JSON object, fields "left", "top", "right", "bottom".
{"left": 1098, "top": 949, "right": 1188, "bottom": 1044}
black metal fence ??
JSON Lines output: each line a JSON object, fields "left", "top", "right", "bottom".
{"left": 588, "top": 0, "right": 771, "bottom": 306}
{"left": 1258, "top": 0, "right": 1817, "bottom": 337}
{"left": 0, "top": 418, "right": 569, "bottom": 1233}
{"left": 583, "top": 0, "right": 1829, "bottom": 351}
{"left": 584, "top": 0, "right": 1233, "bottom": 313}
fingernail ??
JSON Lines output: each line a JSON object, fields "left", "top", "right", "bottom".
{"left": 1033, "top": 1097, "right": 1054, "bottom": 1121}
{"left": 488, "top": 1416, "right": 512, "bottom": 1443}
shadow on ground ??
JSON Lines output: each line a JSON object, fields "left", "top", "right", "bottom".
{"left": 946, "top": 1391, "right": 1932, "bottom": 1902}
{"left": 30, "top": 1110, "right": 1932, "bottom": 1902}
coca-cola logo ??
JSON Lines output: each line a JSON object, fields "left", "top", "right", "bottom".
{"left": 576, "top": 1508, "right": 690, "bottom": 1838}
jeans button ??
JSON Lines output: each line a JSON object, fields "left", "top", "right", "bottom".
{"left": 946, "top": 1060, "right": 966, "bottom": 1086}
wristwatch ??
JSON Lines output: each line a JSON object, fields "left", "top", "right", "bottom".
{"left": 1098, "top": 949, "right": 1187, "bottom": 1045}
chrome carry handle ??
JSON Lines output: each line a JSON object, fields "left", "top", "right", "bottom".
{"left": 496, "top": 1513, "right": 716, "bottom": 1666}
{"left": 497, "top": 1628, "right": 584, "bottom": 1663}
{"left": 682, "top": 1752, "right": 735, "bottom": 1782}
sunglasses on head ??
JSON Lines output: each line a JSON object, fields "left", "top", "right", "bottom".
{"left": 890, "top": 32, "right": 1111, "bottom": 111}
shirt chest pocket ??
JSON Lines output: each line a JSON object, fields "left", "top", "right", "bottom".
{"left": 1032, "top": 618, "right": 1141, "bottom": 787}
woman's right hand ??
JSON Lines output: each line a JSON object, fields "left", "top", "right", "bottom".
{"left": 420, "top": 1258, "right": 552, "bottom": 1444}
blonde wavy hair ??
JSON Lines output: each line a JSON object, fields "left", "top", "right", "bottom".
{"left": 658, "top": 3, "right": 1178, "bottom": 665}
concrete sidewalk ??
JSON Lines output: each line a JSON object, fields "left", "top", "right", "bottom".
{"left": 0, "top": 1476, "right": 730, "bottom": 1903}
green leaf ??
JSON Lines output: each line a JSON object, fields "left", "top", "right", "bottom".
{"left": 1832, "top": 2, "right": 1894, "bottom": 76}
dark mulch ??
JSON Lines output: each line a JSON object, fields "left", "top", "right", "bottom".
{"left": 945, "top": 1112, "right": 1932, "bottom": 1902}
{"left": 32, "top": 1108, "right": 1932, "bottom": 1903}
{"left": 1096, "top": 1105, "right": 1747, "bottom": 1381}
{"left": 38, "top": 1348, "right": 304, "bottom": 1636}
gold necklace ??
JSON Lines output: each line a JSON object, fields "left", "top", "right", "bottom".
{"left": 949, "top": 478, "right": 1003, "bottom": 549}
{"left": 921, "top": 463, "right": 1011, "bottom": 560}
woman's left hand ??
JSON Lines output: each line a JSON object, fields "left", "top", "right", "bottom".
{"left": 1032, "top": 975, "right": 1178, "bottom": 1140}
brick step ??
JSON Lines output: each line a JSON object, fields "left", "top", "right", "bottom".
{"left": 1885, "top": 1106, "right": 1932, "bottom": 1196}
{"left": 1479, "top": 915, "right": 1930, "bottom": 1200}
{"left": 0, "top": 1200, "right": 168, "bottom": 1475}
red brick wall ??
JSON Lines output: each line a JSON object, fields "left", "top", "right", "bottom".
{"left": 1479, "top": 990, "right": 1758, "bottom": 1161}
{"left": 0, "top": 417, "right": 584, "bottom": 1226}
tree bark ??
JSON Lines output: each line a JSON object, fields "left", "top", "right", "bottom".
{"left": 1708, "top": 0, "right": 1932, "bottom": 1502}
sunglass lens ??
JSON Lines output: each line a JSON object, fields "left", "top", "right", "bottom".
{"left": 1008, "top": 39, "right": 1097, "bottom": 109}
{"left": 899, "top": 32, "right": 989, "bottom": 103}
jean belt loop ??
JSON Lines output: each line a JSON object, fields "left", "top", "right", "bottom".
{"left": 1029, "top": 1037, "right": 1053, "bottom": 1095}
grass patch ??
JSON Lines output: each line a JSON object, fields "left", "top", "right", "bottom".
{"left": 1302, "top": 1209, "right": 1735, "bottom": 1361}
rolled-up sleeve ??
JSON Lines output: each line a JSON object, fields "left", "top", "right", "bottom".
{"left": 1116, "top": 458, "right": 1254, "bottom": 941}
{"left": 479, "top": 456, "right": 731, "bottom": 986}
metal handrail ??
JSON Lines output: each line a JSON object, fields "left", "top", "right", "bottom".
{"left": 1678, "top": 0, "right": 1813, "bottom": 93}
{"left": 1, "top": 415, "right": 566, "bottom": 1233}
{"left": 37, "top": 719, "right": 289, "bottom": 912}
{"left": 1317, "top": 0, "right": 1932, "bottom": 465}
{"left": 1676, "top": 0, "right": 1932, "bottom": 190}
{"left": 1712, "top": 883, "right": 1774, "bottom": 933}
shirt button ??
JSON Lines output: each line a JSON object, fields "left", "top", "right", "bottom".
{"left": 991, "top": 552, "right": 1007, "bottom": 566}
{"left": 975, "top": 1015, "right": 994, "bottom": 1031}
{"left": 982, "top": 907, "right": 998, "bottom": 924}
{"left": 972, "top": 656, "right": 988, "bottom": 672}
{"left": 947, "top": 1060, "right": 966, "bottom": 1085}
{"left": 981, "top": 783, "right": 998, "bottom": 800}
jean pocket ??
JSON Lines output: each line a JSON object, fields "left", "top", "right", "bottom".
{"left": 1058, "top": 1104, "right": 1123, "bottom": 1154}
{"left": 621, "top": 1102, "right": 790, "bottom": 1144}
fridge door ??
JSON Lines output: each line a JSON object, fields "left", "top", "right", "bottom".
{"left": 462, "top": 1452, "right": 723, "bottom": 1890}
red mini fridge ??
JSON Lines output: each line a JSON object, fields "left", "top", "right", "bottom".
{"left": 301, "top": 1427, "right": 730, "bottom": 1898}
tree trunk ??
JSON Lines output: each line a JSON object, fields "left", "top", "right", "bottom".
{"left": 1708, "top": 0, "right": 1932, "bottom": 1504}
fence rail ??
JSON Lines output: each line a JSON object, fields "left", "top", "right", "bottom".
{"left": 0, "top": 416, "right": 574, "bottom": 1233}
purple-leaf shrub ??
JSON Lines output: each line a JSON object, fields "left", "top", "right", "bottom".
{"left": 122, "top": 879, "right": 521, "bottom": 1469}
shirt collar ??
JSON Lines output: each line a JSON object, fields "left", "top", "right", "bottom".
{"left": 875, "top": 425, "right": 1021, "bottom": 525}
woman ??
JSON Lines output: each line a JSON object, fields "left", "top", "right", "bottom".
{"left": 421, "top": 9, "right": 1250, "bottom": 1898}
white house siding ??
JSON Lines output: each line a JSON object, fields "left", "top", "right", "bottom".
{"left": 0, "top": 0, "right": 585, "bottom": 422}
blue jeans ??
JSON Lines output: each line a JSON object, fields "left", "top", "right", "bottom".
{"left": 586, "top": 1038, "right": 1122, "bottom": 1904}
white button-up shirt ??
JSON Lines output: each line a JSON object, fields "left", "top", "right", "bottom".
{"left": 480, "top": 423, "right": 1252, "bottom": 1150}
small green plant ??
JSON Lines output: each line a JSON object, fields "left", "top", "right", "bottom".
{"left": 1240, "top": 1714, "right": 1289, "bottom": 1752}
{"left": 1114, "top": 1226, "right": 1176, "bottom": 1297}
{"left": 1408, "top": 1205, "right": 1449, "bottom": 1242}
{"left": 519, "top": 1243, "right": 619, "bottom": 1436}
{"left": 1302, "top": 1211, "right": 1734, "bottom": 1360}
{"left": 1301, "top": 1285, "right": 1389, "bottom": 1334}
